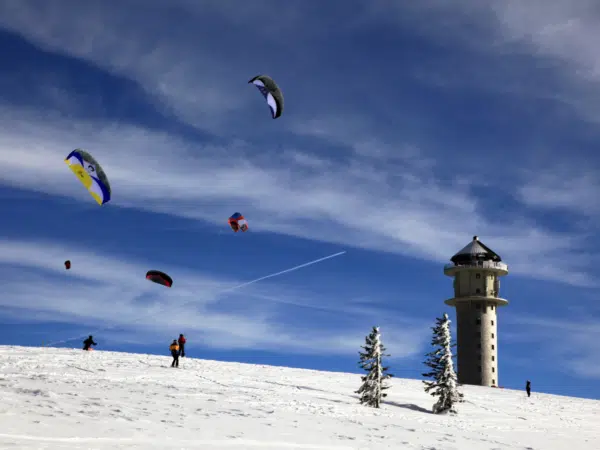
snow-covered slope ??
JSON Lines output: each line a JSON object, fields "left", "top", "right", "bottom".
{"left": 0, "top": 346, "right": 597, "bottom": 449}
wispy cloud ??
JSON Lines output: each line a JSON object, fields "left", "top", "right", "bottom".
{"left": 0, "top": 106, "right": 596, "bottom": 288}
{"left": 518, "top": 167, "right": 600, "bottom": 218}
{"left": 4, "top": 0, "right": 600, "bottom": 130}
{"left": 371, "top": 1, "right": 600, "bottom": 124}
{"left": 0, "top": 238, "right": 426, "bottom": 357}
{"left": 0, "top": 0, "right": 338, "bottom": 133}
{"left": 1, "top": 0, "right": 599, "bottom": 291}
{"left": 505, "top": 314, "right": 600, "bottom": 379}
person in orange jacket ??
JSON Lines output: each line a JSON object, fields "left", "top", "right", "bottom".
{"left": 169, "top": 339, "right": 179, "bottom": 368}
{"left": 178, "top": 334, "right": 186, "bottom": 357}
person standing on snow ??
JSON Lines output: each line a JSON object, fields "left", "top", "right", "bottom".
{"left": 178, "top": 334, "right": 186, "bottom": 357}
{"left": 526, "top": 380, "right": 531, "bottom": 397}
{"left": 169, "top": 339, "right": 180, "bottom": 368}
{"left": 83, "top": 335, "right": 97, "bottom": 351}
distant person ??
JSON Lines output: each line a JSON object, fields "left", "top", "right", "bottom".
{"left": 83, "top": 335, "right": 97, "bottom": 351}
{"left": 526, "top": 380, "right": 531, "bottom": 397}
{"left": 178, "top": 334, "right": 186, "bottom": 357}
{"left": 169, "top": 339, "right": 180, "bottom": 368}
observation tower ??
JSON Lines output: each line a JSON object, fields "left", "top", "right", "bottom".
{"left": 444, "top": 236, "right": 509, "bottom": 387}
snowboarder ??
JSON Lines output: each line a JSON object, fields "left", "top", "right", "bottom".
{"left": 526, "top": 380, "right": 531, "bottom": 397}
{"left": 169, "top": 339, "right": 179, "bottom": 368}
{"left": 83, "top": 335, "right": 97, "bottom": 351}
{"left": 178, "top": 334, "right": 186, "bottom": 357}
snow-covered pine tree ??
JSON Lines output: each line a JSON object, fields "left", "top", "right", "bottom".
{"left": 422, "top": 313, "right": 463, "bottom": 414}
{"left": 355, "top": 326, "right": 393, "bottom": 408}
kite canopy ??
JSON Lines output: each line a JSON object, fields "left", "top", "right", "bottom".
{"left": 228, "top": 212, "right": 248, "bottom": 232}
{"left": 249, "top": 75, "right": 283, "bottom": 119}
{"left": 64, "top": 260, "right": 71, "bottom": 270}
{"left": 146, "top": 270, "right": 173, "bottom": 287}
{"left": 64, "top": 149, "right": 111, "bottom": 205}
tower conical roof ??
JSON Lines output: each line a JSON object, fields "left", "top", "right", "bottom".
{"left": 450, "top": 236, "right": 501, "bottom": 264}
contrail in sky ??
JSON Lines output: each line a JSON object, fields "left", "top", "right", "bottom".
{"left": 215, "top": 250, "right": 347, "bottom": 294}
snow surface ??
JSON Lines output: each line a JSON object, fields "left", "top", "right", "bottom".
{"left": 0, "top": 346, "right": 598, "bottom": 449}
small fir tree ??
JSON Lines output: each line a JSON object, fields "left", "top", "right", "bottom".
{"left": 356, "top": 326, "right": 393, "bottom": 408}
{"left": 422, "top": 313, "right": 463, "bottom": 414}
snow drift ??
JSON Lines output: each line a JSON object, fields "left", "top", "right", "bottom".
{"left": 0, "top": 346, "right": 598, "bottom": 449}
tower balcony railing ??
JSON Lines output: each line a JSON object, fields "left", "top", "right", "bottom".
{"left": 444, "top": 261, "right": 508, "bottom": 271}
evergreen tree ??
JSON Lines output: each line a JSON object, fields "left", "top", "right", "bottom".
{"left": 422, "top": 313, "right": 463, "bottom": 414}
{"left": 356, "top": 326, "right": 393, "bottom": 408}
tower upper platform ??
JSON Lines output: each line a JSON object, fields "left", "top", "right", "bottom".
{"left": 444, "top": 236, "right": 508, "bottom": 276}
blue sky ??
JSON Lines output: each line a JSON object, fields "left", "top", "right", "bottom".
{"left": 0, "top": 0, "right": 599, "bottom": 400}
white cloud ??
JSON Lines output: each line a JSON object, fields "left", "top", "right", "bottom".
{"left": 371, "top": 0, "right": 600, "bottom": 81}
{"left": 0, "top": 238, "right": 426, "bottom": 357}
{"left": 486, "top": 1, "right": 600, "bottom": 123}
{"left": 0, "top": 1, "right": 598, "bottom": 291}
{"left": 287, "top": 114, "right": 436, "bottom": 170}
{"left": 376, "top": 1, "right": 600, "bottom": 123}
{"left": 0, "top": 0, "right": 340, "bottom": 134}
{"left": 4, "top": 0, "right": 600, "bottom": 128}
{"left": 489, "top": 1, "right": 600, "bottom": 76}
{"left": 0, "top": 107, "right": 595, "bottom": 287}
{"left": 505, "top": 315, "right": 600, "bottom": 379}
{"left": 518, "top": 167, "right": 600, "bottom": 218}
{"left": 0, "top": 0, "right": 257, "bottom": 132}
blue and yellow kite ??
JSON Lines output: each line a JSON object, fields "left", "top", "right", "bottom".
{"left": 65, "top": 149, "right": 111, "bottom": 205}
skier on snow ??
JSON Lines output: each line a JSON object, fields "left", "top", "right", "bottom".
{"left": 169, "top": 339, "right": 180, "bottom": 368}
{"left": 83, "top": 335, "right": 97, "bottom": 351}
{"left": 526, "top": 380, "right": 531, "bottom": 397}
{"left": 178, "top": 334, "right": 186, "bottom": 357}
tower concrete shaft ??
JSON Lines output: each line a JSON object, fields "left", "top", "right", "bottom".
{"left": 444, "top": 236, "right": 508, "bottom": 387}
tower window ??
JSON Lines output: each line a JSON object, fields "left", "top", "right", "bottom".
{"left": 492, "top": 379, "right": 495, "bottom": 385}
{"left": 491, "top": 320, "right": 495, "bottom": 326}
{"left": 492, "top": 356, "right": 495, "bottom": 361}
{"left": 478, "top": 343, "right": 482, "bottom": 349}
{"left": 491, "top": 344, "right": 495, "bottom": 350}
{"left": 491, "top": 333, "right": 495, "bottom": 339}
{"left": 475, "top": 273, "right": 481, "bottom": 279}
{"left": 476, "top": 288, "right": 481, "bottom": 294}
{"left": 478, "top": 365, "right": 482, "bottom": 372}
{"left": 491, "top": 305, "right": 494, "bottom": 310}
{"left": 492, "top": 367, "right": 495, "bottom": 373}
{"left": 476, "top": 318, "right": 481, "bottom": 325}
